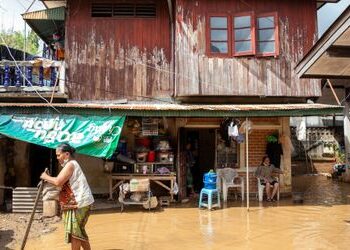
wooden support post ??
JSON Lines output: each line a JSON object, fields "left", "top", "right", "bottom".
{"left": 0, "top": 140, "right": 6, "bottom": 206}
{"left": 281, "top": 117, "right": 292, "bottom": 193}
{"left": 343, "top": 88, "right": 350, "bottom": 180}
{"left": 245, "top": 117, "right": 249, "bottom": 211}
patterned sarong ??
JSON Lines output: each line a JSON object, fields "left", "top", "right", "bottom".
{"left": 63, "top": 206, "right": 91, "bottom": 243}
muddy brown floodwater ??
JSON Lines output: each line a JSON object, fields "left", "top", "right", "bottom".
{"left": 24, "top": 175, "right": 350, "bottom": 250}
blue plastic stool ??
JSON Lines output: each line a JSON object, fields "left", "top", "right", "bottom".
{"left": 198, "top": 188, "right": 221, "bottom": 210}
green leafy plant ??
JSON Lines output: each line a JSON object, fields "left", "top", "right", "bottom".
{"left": 333, "top": 143, "right": 345, "bottom": 163}
{"left": 0, "top": 29, "right": 40, "bottom": 55}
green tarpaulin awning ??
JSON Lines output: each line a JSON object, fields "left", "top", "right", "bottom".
{"left": 0, "top": 114, "right": 125, "bottom": 159}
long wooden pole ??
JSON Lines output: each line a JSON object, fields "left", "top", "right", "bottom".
{"left": 20, "top": 168, "right": 47, "bottom": 250}
{"left": 245, "top": 117, "right": 249, "bottom": 211}
{"left": 327, "top": 79, "right": 341, "bottom": 105}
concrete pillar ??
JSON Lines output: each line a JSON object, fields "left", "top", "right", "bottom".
{"left": 0, "top": 139, "right": 6, "bottom": 205}
{"left": 13, "top": 141, "right": 31, "bottom": 187}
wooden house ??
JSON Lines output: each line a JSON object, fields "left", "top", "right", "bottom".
{"left": 0, "top": 0, "right": 343, "bottom": 204}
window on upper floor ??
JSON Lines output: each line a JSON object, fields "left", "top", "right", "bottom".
{"left": 233, "top": 13, "right": 255, "bottom": 56}
{"left": 257, "top": 13, "right": 279, "bottom": 56}
{"left": 207, "top": 12, "right": 278, "bottom": 57}
{"left": 91, "top": 1, "right": 156, "bottom": 18}
{"left": 208, "top": 16, "right": 230, "bottom": 55}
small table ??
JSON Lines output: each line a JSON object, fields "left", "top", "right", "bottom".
{"left": 108, "top": 173, "right": 177, "bottom": 201}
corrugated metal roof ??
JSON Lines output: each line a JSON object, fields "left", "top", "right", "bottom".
{"left": 0, "top": 102, "right": 343, "bottom": 117}
{"left": 22, "top": 7, "right": 65, "bottom": 21}
{"left": 22, "top": 7, "right": 65, "bottom": 45}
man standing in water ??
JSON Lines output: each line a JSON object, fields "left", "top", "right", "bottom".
{"left": 40, "top": 143, "right": 94, "bottom": 250}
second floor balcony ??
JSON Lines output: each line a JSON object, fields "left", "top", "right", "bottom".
{"left": 0, "top": 59, "right": 67, "bottom": 101}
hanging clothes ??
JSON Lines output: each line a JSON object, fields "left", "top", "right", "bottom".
{"left": 266, "top": 142, "right": 283, "bottom": 168}
{"left": 296, "top": 117, "right": 306, "bottom": 141}
{"left": 220, "top": 119, "right": 232, "bottom": 147}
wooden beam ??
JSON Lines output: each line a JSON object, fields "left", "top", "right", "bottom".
{"left": 302, "top": 74, "right": 350, "bottom": 79}
{"left": 296, "top": 10, "right": 350, "bottom": 78}
{"left": 327, "top": 79, "right": 341, "bottom": 105}
{"left": 327, "top": 45, "right": 350, "bottom": 58}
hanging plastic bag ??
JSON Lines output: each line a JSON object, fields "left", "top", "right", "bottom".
{"left": 228, "top": 122, "right": 239, "bottom": 137}
{"left": 173, "top": 182, "right": 179, "bottom": 195}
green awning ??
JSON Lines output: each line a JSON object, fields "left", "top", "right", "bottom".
{"left": 0, "top": 114, "right": 125, "bottom": 159}
{"left": 22, "top": 7, "right": 65, "bottom": 45}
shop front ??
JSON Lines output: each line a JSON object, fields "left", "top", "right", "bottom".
{"left": 0, "top": 103, "right": 343, "bottom": 207}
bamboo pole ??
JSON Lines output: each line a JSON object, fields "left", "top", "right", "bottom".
{"left": 20, "top": 168, "right": 48, "bottom": 250}
{"left": 245, "top": 117, "right": 249, "bottom": 211}
{"left": 327, "top": 79, "right": 341, "bottom": 105}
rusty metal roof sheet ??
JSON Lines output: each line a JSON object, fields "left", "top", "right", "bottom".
{"left": 0, "top": 102, "right": 342, "bottom": 117}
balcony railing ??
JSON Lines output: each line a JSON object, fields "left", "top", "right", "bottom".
{"left": 0, "top": 59, "right": 65, "bottom": 96}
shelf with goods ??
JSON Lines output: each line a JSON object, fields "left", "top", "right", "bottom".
{"left": 134, "top": 162, "right": 175, "bottom": 174}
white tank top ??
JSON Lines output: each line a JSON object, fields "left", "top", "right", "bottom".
{"left": 68, "top": 160, "right": 94, "bottom": 208}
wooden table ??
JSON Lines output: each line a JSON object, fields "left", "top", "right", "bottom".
{"left": 108, "top": 174, "right": 177, "bottom": 201}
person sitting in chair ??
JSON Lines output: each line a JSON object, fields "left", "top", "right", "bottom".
{"left": 255, "top": 156, "right": 283, "bottom": 202}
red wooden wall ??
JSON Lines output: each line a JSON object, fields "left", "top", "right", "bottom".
{"left": 65, "top": 0, "right": 322, "bottom": 101}
{"left": 175, "top": 0, "right": 321, "bottom": 97}
{"left": 65, "top": 0, "right": 172, "bottom": 101}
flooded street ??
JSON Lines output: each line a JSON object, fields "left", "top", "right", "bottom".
{"left": 25, "top": 175, "right": 350, "bottom": 250}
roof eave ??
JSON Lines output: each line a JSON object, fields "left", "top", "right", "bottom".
{"left": 296, "top": 5, "right": 350, "bottom": 78}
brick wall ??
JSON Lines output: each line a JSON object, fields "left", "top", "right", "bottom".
{"left": 248, "top": 129, "right": 277, "bottom": 166}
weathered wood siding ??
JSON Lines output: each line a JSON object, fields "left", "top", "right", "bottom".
{"left": 175, "top": 0, "right": 321, "bottom": 97}
{"left": 66, "top": 0, "right": 172, "bottom": 101}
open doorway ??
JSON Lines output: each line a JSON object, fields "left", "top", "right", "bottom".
{"left": 179, "top": 128, "right": 216, "bottom": 196}
{"left": 29, "top": 144, "right": 56, "bottom": 186}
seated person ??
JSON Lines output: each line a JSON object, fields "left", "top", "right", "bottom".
{"left": 255, "top": 156, "right": 283, "bottom": 202}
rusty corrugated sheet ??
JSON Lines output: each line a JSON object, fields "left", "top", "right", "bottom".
{"left": 0, "top": 102, "right": 341, "bottom": 110}
{"left": 0, "top": 102, "right": 343, "bottom": 117}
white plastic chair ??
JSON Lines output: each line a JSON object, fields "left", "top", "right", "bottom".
{"left": 217, "top": 168, "right": 244, "bottom": 202}
{"left": 257, "top": 177, "right": 280, "bottom": 202}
